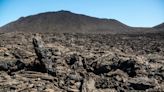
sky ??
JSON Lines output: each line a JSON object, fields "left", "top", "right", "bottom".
{"left": 0, "top": 0, "right": 164, "bottom": 27}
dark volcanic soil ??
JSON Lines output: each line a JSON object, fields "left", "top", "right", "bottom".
{"left": 0, "top": 32, "right": 164, "bottom": 92}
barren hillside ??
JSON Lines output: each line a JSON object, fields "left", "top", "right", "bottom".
{"left": 0, "top": 10, "right": 161, "bottom": 34}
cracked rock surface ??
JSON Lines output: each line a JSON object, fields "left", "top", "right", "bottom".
{"left": 0, "top": 32, "right": 164, "bottom": 92}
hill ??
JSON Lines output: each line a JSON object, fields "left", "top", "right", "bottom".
{"left": 154, "top": 23, "right": 164, "bottom": 30}
{"left": 0, "top": 10, "right": 160, "bottom": 34}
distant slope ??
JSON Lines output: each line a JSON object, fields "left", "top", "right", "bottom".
{"left": 0, "top": 10, "right": 161, "bottom": 34}
{"left": 152, "top": 22, "right": 164, "bottom": 33}
{"left": 154, "top": 23, "right": 164, "bottom": 30}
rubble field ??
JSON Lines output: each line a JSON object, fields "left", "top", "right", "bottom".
{"left": 0, "top": 32, "right": 164, "bottom": 92}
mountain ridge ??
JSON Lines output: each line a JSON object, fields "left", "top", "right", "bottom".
{"left": 0, "top": 10, "right": 163, "bottom": 34}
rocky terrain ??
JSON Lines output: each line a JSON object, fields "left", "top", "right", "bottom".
{"left": 0, "top": 32, "right": 164, "bottom": 92}
{"left": 0, "top": 10, "right": 164, "bottom": 92}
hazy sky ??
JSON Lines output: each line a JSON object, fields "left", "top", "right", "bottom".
{"left": 0, "top": 0, "right": 164, "bottom": 27}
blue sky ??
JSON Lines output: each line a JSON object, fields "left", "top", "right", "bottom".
{"left": 0, "top": 0, "right": 164, "bottom": 27}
